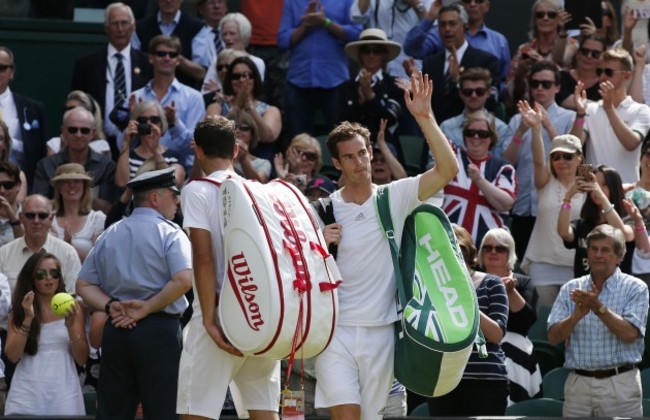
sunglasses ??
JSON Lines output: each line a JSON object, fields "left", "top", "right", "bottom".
{"left": 463, "top": 129, "right": 491, "bottom": 139}
{"left": 35, "top": 268, "right": 62, "bottom": 281}
{"left": 579, "top": 47, "right": 602, "bottom": 59}
{"left": 136, "top": 116, "right": 162, "bottom": 125}
{"left": 596, "top": 67, "right": 625, "bottom": 77}
{"left": 535, "top": 11, "right": 558, "bottom": 19}
{"left": 231, "top": 71, "right": 253, "bottom": 81}
{"left": 551, "top": 152, "right": 574, "bottom": 161}
{"left": 460, "top": 87, "right": 488, "bottom": 97}
{"left": 0, "top": 181, "right": 16, "bottom": 190}
{"left": 153, "top": 50, "right": 179, "bottom": 58}
{"left": 529, "top": 79, "right": 555, "bottom": 89}
{"left": 0, "top": 64, "right": 13, "bottom": 72}
{"left": 461, "top": 0, "right": 487, "bottom": 3}
{"left": 602, "top": 8, "right": 613, "bottom": 18}
{"left": 66, "top": 126, "right": 93, "bottom": 135}
{"left": 217, "top": 64, "right": 229, "bottom": 71}
{"left": 360, "top": 46, "right": 387, "bottom": 55}
{"left": 236, "top": 124, "right": 252, "bottom": 132}
{"left": 483, "top": 244, "right": 508, "bottom": 254}
{"left": 23, "top": 212, "right": 51, "bottom": 220}
{"left": 301, "top": 151, "right": 319, "bottom": 161}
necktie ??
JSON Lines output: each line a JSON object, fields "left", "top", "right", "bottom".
{"left": 444, "top": 55, "right": 455, "bottom": 96}
{"left": 114, "top": 53, "right": 126, "bottom": 107}
{"left": 213, "top": 29, "right": 224, "bottom": 55}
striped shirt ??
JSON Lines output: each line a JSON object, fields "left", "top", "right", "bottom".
{"left": 464, "top": 274, "right": 509, "bottom": 381}
{"left": 548, "top": 269, "right": 649, "bottom": 369}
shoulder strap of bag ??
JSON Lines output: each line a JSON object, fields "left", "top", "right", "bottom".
{"left": 374, "top": 185, "right": 407, "bottom": 308}
{"left": 310, "top": 197, "right": 338, "bottom": 259}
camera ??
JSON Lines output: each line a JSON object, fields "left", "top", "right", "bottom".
{"left": 137, "top": 122, "right": 151, "bottom": 136}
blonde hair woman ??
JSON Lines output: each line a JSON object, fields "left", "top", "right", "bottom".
{"left": 49, "top": 163, "right": 106, "bottom": 262}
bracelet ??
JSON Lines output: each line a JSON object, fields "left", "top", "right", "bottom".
{"left": 635, "top": 225, "right": 647, "bottom": 233}
{"left": 575, "top": 118, "right": 585, "bottom": 128}
{"left": 576, "top": 112, "right": 587, "bottom": 118}
{"left": 512, "top": 134, "right": 523, "bottom": 145}
{"left": 8, "top": 220, "right": 20, "bottom": 226}
{"left": 70, "top": 335, "right": 82, "bottom": 344}
{"left": 20, "top": 323, "right": 30, "bottom": 332}
{"left": 561, "top": 203, "right": 571, "bottom": 210}
{"left": 601, "top": 204, "right": 615, "bottom": 215}
{"left": 559, "top": 32, "right": 568, "bottom": 38}
{"left": 324, "top": 17, "right": 332, "bottom": 28}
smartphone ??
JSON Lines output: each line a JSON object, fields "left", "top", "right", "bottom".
{"left": 577, "top": 163, "right": 593, "bottom": 179}
{"left": 564, "top": 0, "right": 602, "bottom": 30}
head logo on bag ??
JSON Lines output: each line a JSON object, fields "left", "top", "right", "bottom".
{"left": 376, "top": 186, "right": 482, "bottom": 397}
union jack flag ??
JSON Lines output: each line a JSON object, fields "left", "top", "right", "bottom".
{"left": 443, "top": 148, "right": 517, "bottom": 246}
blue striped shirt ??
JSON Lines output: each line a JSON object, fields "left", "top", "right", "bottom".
{"left": 548, "top": 269, "right": 649, "bottom": 369}
{"left": 464, "top": 274, "right": 509, "bottom": 380}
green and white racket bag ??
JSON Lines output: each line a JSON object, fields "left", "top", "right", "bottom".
{"left": 376, "top": 187, "right": 482, "bottom": 397}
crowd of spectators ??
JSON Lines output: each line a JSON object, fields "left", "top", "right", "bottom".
{"left": 1, "top": 0, "right": 650, "bottom": 417}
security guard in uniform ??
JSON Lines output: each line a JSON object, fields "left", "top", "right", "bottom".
{"left": 77, "top": 167, "right": 192, "bottom": 420}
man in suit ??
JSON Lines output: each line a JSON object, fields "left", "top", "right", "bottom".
{"left": 71, "top": 2, "right": 152, "bottom": 160}
{"left": 0, "top": 46, "right": 47, "bottom": 193}
{"left": 421, "top": 3, "right": 499, "bottom": 124}
{"left": 133, "top": 0, "right": 209, "bottom": 90}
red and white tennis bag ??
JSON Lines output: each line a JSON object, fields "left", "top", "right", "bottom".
{"left": 218, "top": 178, "right": 341, "bottom": 359}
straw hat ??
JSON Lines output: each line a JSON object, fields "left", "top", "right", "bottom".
{"left": 344, "top": 28, "right": 401, "bottom": 63}
{"left": 49, "top": 163, "right": 93, "bottom": 187}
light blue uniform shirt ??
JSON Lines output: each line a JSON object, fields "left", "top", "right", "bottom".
{"left": 508, "top": 103, "right": 575, "bottom": 217}
{"left": 128, "top": 78, "right": 205, "bottom": 169}
{"left": 548, "top": 269, "right": 649, "bottom": 370}
{"left": 79, "top": 207, "right": 192, "bottom": 316}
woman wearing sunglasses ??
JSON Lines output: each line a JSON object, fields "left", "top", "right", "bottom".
{"left": 442, "top": 112, "right": 517, "bottom": 246}
{"left": 479, "top": 228, "right": 542, "bottom": 404}
{"left": 518, "top": 100, "right": 585, "bottom": 309}
{"left": 274, "top": 133, "right": 322, "bottom": 192}
{"left": 49, "top": 163, "right": 106, "bottom": 263}
{"left": 506, "top": 0, "right": 576, "bottom": 114}
{"left": 115, "top": 101, "right": 185, "bottom": 189}
{"left": 208, "top": 56, "right": 281, "bottom": 167}
{"left": 556, "top": 34, "right": 606, "bottom": 110}
{"left": 4, "top": 251, "right": 88, "bottom": 416}
{"left": 227, "top": 109, "right": 270, "bottom": 183}
{"left": 558, "top": 164, "right": 634, "bottom": 277}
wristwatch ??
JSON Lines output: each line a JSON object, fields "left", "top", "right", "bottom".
{"left": 105, "top": 297, "right": 119, "bottom": 314}
{"left": 597, "top": 304, "right": 607, "bottom": 315}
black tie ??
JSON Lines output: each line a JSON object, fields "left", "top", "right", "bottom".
{"left": 213, "top": 29, "right": 224, "bottom": 55}
{"left": 114, "top": 53, "right": 126, "bottom": 107}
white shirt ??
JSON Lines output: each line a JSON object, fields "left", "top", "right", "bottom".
{"left": 105, "top": 43, "right": 133, "bottom": 138}
{"left": 444, "top": 40, "right": 469, "bottom": 75}
{"left": 584, "top": 96, "right": 650, "bottom": 184}
{"left": 333, "top": 177, "right": 421, "bottom": 326}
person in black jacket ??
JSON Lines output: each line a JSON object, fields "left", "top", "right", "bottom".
{"left": 339, "top": 28, "right": 404, "bottom": 155}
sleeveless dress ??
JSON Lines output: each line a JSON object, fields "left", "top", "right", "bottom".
{"left": 52, "top": 210, "right": 107, "bottom": 258}
{"left": 5, "top": 319, "right": 84, "bottom": 415}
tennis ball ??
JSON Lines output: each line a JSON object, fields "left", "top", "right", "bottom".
{"left": 51, "top": 292, "right": 75, "bottom": 317}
